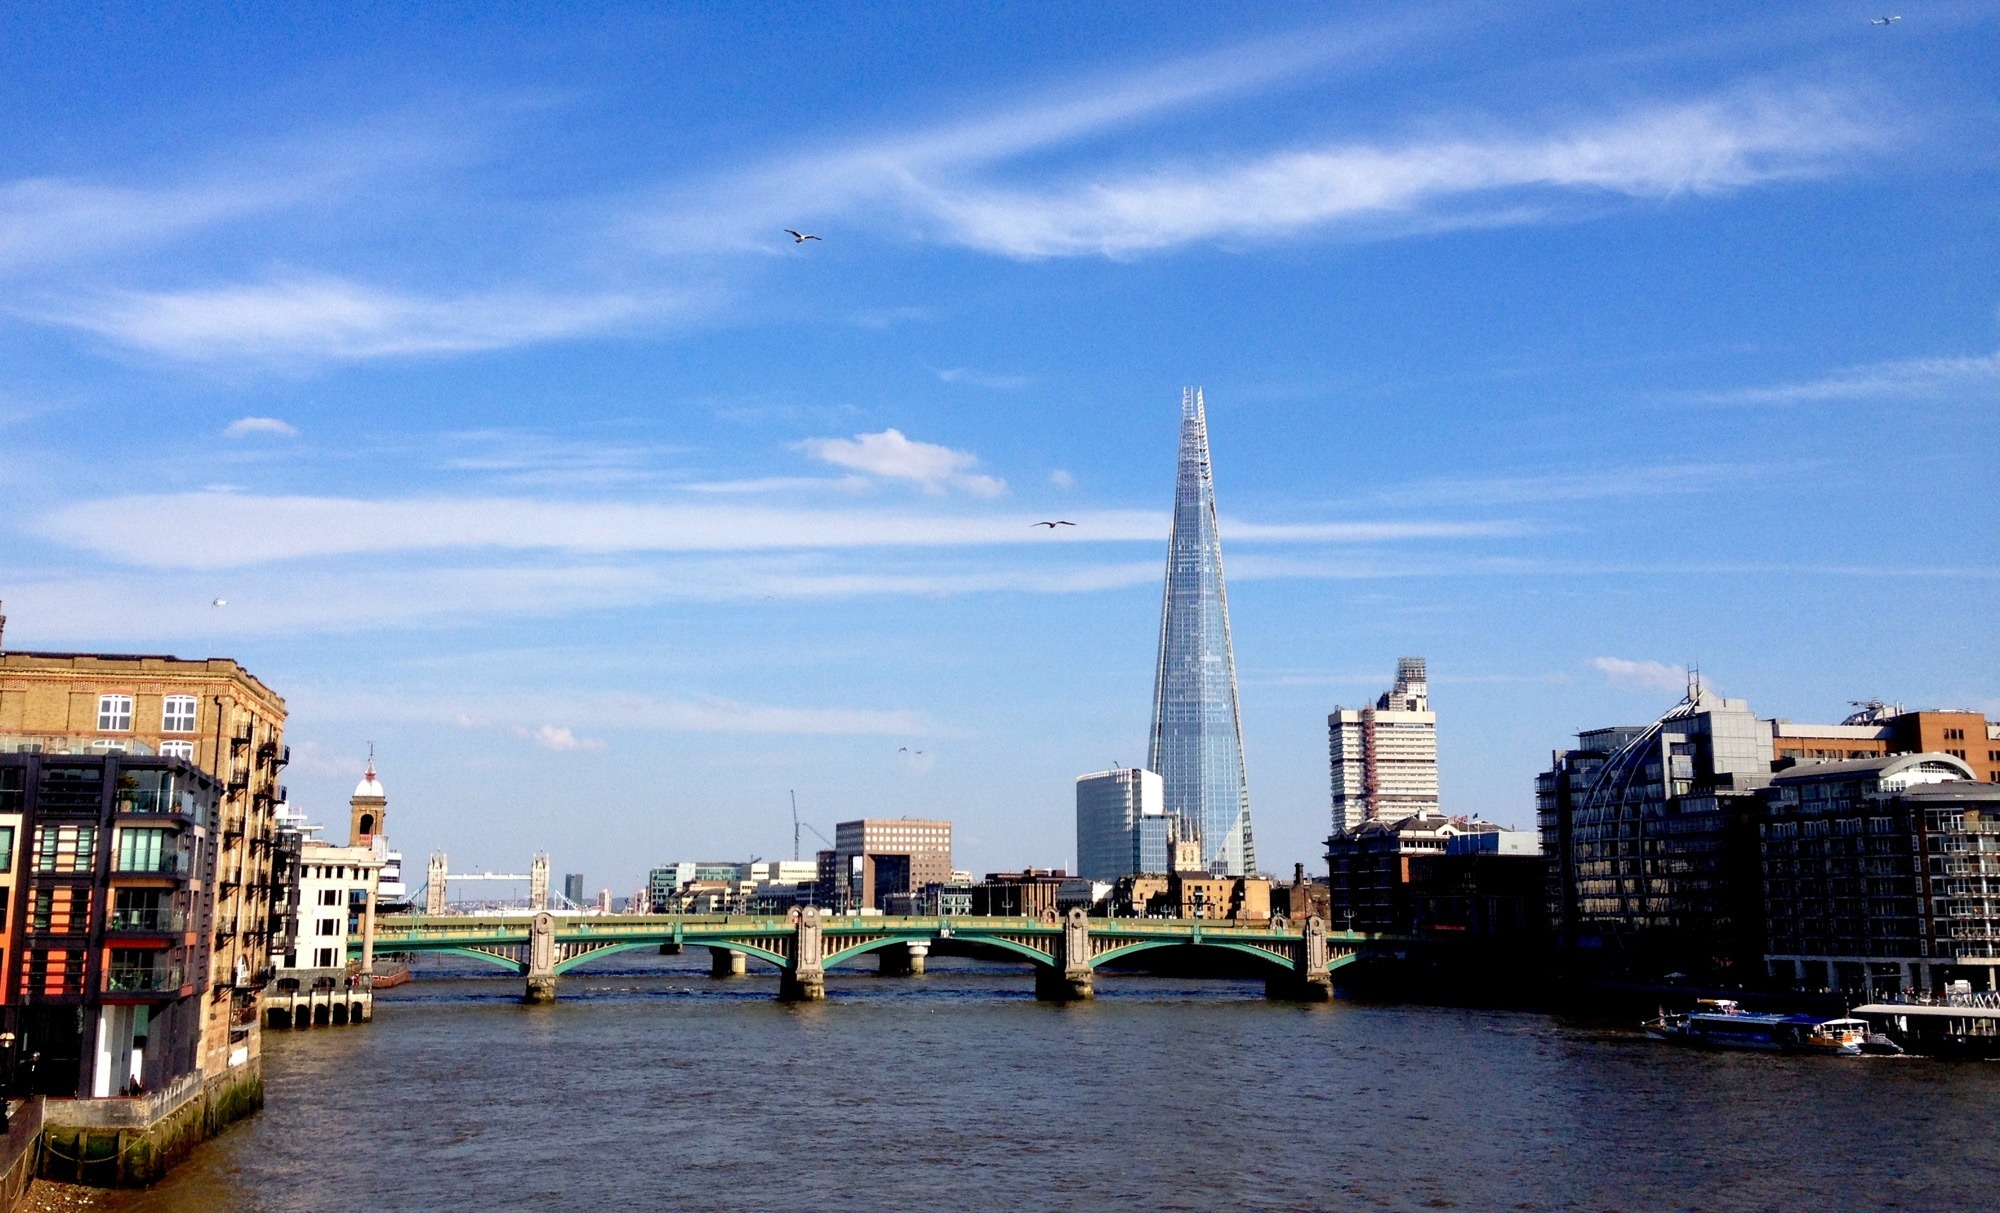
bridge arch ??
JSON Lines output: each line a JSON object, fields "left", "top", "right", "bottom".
{"left": 431, "top": 945, "right": 532, "bottom": 973}
{"left": 552, "top": 939, "right": 789, "bottom": 974}
{"left": 1089, "top": 938, "right": 1306, "bottom": 976}
{"left": 821, "top": 933, "right": 943, "bottom": 971}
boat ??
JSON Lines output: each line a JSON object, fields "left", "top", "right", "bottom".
{"left": 1643, "top": 999, "right": 1869, "bottom": 1055}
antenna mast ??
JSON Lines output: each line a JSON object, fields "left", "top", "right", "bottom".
{"left": 791, "top": 790, "right": 799, "bottom": 862}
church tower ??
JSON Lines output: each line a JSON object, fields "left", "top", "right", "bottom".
{"left": 350, "top": 748, "right": 387, "bottom": 846}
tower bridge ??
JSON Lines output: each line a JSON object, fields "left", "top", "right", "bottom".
{"left": 360, "top": 908, "right": 1394, "bottom": 1004}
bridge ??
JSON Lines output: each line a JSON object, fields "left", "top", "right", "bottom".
{"left": 361, "top": 908, "right": 1389, "bottom": 1004}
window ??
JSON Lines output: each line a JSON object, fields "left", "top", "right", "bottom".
{"left": 316, "top": 917, "right": 340, "bottom": 936}
{"left": 32, "top": 824, "right": 97, "bottom": 873}
{"left": 161, "top": 695, "right": 198, "bottom": 733}
{"left": 318, "top": 889, "right": 341, "bottom": 906}
{"left": 96, "top": 695, "right": 133, "bottom": 732}
{"left": 0, "top": 826, "right": 13, "bottom": 872}
{"left": 116, "top": 827, "right": 171, "bottom": 873}
{"left": 313, "top": 947, "right": 337, "bottom": 968}
{"left": 160, "top": 740, "right": 196, "bottom": 762}
{"left": 89, "top": 740, "right": 127, "bottom": 754}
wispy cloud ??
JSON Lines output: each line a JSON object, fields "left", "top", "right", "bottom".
{"left": 678, "top": 476, "right": 873, "bottom": 495}
{"left": 1693, "top": 350, "right": 2000, "bottom": 406}
{"left": 1383, "top": 462, "right": 1776, "bottom": 507}
{"left": 1593, "top": 656, "right": 1689, "bottom": 693}
{"left": 302, "top": 687, "right": 931, "bottom": 737}
{"left": 798, "top": 428, "right": 1007, "bottom": 497}
{"left": 33, "top": 491, "right": 1517, "bottom": 568}
{"left": 223, "top": 416, "right": 299, "bottom": 439}
{"left": 37, "top": 276, "right": 658, "bottom": 362}
{"left": 912, "top": 92, "right": 1872, "bottom": 258}
{"left": 934, "top": 366, "right": 1032, "bottom": 390}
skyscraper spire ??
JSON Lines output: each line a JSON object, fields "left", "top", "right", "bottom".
{"left": 1147, "top": 387, "right": 1255, "bottom": 876}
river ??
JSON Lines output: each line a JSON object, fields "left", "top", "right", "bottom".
{"left": 33, "top": 953, "right": 2000, "bottom": 1212}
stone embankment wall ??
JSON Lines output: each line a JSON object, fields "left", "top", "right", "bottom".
{"left": 37, "top": 1062, "right": 263, "bottom": 1188}
{"left": 0, "top": 1100, "right": 43, "bottom": 1212}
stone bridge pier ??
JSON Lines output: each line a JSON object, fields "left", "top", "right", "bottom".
{"left": 523, "top": 911, "right": 558, "bottom": 1004}
{"left": 779, "top": 907, "right": 825, "bottom": 1001}
{"left": 708, "top": 947, "right": 747, "bottom": 978}
{"left": 1265, "top": 915, "right": 1334, "bottom": 1001}
{"left": 878, "top": 942, "right": 928, "bottom": 976}
{"left": 1034, "top": 908, "right": 1094, "bottom": 1002}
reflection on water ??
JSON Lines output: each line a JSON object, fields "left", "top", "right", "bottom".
{"left": 39, "top": 953, "right": 2000, "bottom": 1212}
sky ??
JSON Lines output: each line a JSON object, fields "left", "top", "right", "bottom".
{"left": 1, "top": 2, "right": 1995, "bottom": 896}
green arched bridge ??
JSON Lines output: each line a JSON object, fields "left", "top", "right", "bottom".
{"left": 360, "top": 907, "right": 1390, "bottom": 1003}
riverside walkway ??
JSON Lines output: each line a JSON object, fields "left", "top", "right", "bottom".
{"left": 361, "top": 908, "right": 1391, "bottom": 1003}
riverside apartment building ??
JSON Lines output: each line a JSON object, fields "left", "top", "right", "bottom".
{"left": 0, "top": 612, "right": 287, "bottom": 1112}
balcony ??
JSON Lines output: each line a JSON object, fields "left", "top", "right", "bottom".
{"left": 113, "top": 853, "right": 190, "bottom": 877}
{"left": 105, "top": 964, "right": 185, "bottom": 993}
{"left": 108, "top": 907, "right": 188, "bottom": 933}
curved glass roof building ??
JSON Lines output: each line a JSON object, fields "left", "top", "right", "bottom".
{"left": 1147, "top": 388, "right": 1256, "bottom": 877}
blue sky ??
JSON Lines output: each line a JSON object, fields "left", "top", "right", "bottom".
{"left": 2, "top": 3, "right": 1995, "bottom": 894}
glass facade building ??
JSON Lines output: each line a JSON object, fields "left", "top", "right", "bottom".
{"left": 1146, "top": 388, "right": 1255, "bottom": 877}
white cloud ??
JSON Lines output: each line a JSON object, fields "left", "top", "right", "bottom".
{"left": 1592, "top": 657, "right": 1689, "bottom": 693}
{"left": 1049, "top": 469, "right": 1075, "bottom": 489}
{"left": 37, "top": 276, "right": 656, "bottom": 362}
{"left": 1693, "top": 351, "right": 2000, "bottom": 406}
{"left": 914, "top": 93, "right": 1872, "bottom": 258}
{"left": 516, "top": 724, "right": 608, "bottom": 752}
{"left": 223, "top": 416, "right": 299, "bottom": 439}
{"left": 798, "top": 428, "right": 1006, "bottom": 497}
{"left": 677, "top": 475, "right": 873, "bottom": 495}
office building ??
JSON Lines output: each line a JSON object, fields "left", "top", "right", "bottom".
{"left": 0, "top": 636, "right": 286, "bottom": 1098}
{"left": 1329, "top": 657, "right": 1441, "bottom": 833}
{"left": 1147, "top": 388, "right": 1255, "bottom": 877}
{"left": 1761, "top": 753, "right": 2000, "bottom": 996}
{"left": 0, "top": 751, "right": 219, "bottom": 1098}
{"left": 647, "top": 859, "right": 819, "bottom": 912}
{"left": 819, "top": 819, "right": 953, "bottom": 911}
{"left": 1075, "top": 767, "right": 1168, "bottom": 880}
{"left": 1772, "top": 702, "right": 1999, "bottom": 783}
{"left": 266, "top": 793, "right": 381, "bottom": 1029}
{"left": 563, "top": 873, "right": 585, "bottom": 907}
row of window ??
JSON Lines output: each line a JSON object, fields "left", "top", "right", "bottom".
{"left": 5, "top": 824, "right": 185, "bottom": 874}
{"left": 94, "top": 694, "right": 199, "bottom": 734}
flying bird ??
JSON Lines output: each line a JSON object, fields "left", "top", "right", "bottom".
{"left": 1871, "top": 14, "right": 1900, "bottom": 23}
{"left": 1032, "top": 520, "right": 1076, "bottom": 529}
{"left": 784, "top": 230, "right": 821, "bottom": 243}
{"left": 210, "top": 598, "right": 227, "bottom": 607}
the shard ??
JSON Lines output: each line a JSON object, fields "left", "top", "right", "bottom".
{"left": 1146, "top": 387, "right": 1255, "bottom": 876}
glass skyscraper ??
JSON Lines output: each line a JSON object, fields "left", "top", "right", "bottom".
{"left": 1146, "top": 387, "right": 1256, "bottom": 876}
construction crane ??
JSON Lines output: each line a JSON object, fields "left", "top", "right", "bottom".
{"left": 792, "top": 790, "right": 833, "bottom": 860}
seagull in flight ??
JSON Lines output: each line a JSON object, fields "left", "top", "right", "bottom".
{"left": 1032, "top": 520, "right": 1076, "bottom": 529}
{"left": 1871, "top": 14, "right": 1900, "bottom": 23}
{"left": 784, "top": 229, "right": 821, "bottom": 243}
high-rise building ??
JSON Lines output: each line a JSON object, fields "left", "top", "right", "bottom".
{"left": 1075, "top": 767, "right": 1168, "bottom": 879}
{"left": 563, "top": 873, "right": 585, "bottom": 907}
{"left": 1329, "top": 657, "right": 1440, "bottom": 834}
{"left": 1147, "top": 388, "right": 1254, "bottom": 877}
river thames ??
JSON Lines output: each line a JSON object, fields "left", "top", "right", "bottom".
{"left": 38, "top": 954, "right": 2000, "bottom": 1212}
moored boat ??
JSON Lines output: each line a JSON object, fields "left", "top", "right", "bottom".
{"left": 1643, "top": 999, "right": 1870, "bottom": 1055}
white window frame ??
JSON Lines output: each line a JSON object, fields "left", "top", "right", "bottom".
{"left": 159, "top": 740, "right": 196, "bottom": 761}
{"left": 97, "top": 694, "right": 134, "bottom": 732}
{"left": 161, "top": 695, "right": 198, "bottom": 733}
{"left": 317, "top": 917, "right": 341, "bottom": 937}
{"left": 314, "top": 948, "right": 337, "bottom": 968}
